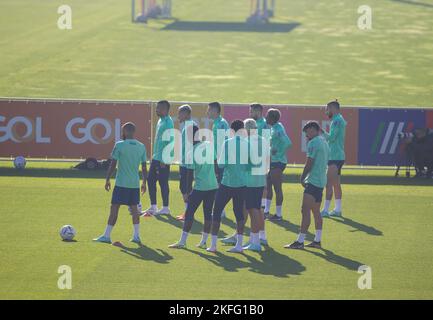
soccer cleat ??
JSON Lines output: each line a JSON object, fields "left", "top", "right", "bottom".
{"left": 267, "top": 214, "right": 282, "bottom": 221}
{"left": 93, "top": 235, "right": 112, "bottom": 244}
{"left": 227, "top": 246, "right": 243, "bottom": 253}
{"left": 320, "top": 210, "right": 330, "bottom": 218}
{"left": 143, "top": 206, "right": 157, "bottom": 215}
{"left": 176, "top": 213, "right": 186, "bottom": 221}
{"left": 196, "top": 242, "right": 207, "bottom": 249}
{"left": 263, "top": 212, "right": 270, "bottom": 219}
{"left": 130, "top": 237, "right": 142, "bottom": 245}
{"left": 206, "top": 247, "right": 217, "bottom": 253}
{"left": 260, "top": 238, "right": 269, "bottom": 246}
{"left": 305, "top": 241, "right": 322, "bottom": 249}
{"left": 168, "top": 242, "right": 186, "bottom": 249}
{"left": 284, "top": 241, "right": 304, "bottom": 249}
{"left": 243, "top": 243, "right": 262, "bottom": 252}
{"left": 220, "top": 235, "right": 237, "bottom": 245}
{"left": 329, "top": 210, "right": 342, "bottom": 217}
{"left": 154, "top": 207, "right": 171, "bottom": 216}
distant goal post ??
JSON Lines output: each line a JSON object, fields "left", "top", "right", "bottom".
{"left": 131, "top": 0, "right": 172, "bottom": 23}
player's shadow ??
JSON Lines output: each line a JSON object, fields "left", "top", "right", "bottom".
{"left": 119, "top": 244, "right": 173, "bottom": 264}
{"left": 187, "top": 247, "right": 305, "bottom": 278}
{"left": 162, "top": 21, "right": 301, "bottom": 33}
{"left": 269, "top": 219, "right": 315, "bottom": 238}
{"left": 304, "top": 248, "right": 363, "bottom": 271}
{"left": 390, "top": 0, "right": 433, "bottom": 9}
{"left": 329, "top": 217, "right": 383, "bottom": 236}
{"left": 153, "top": 214, "right": 205, "bottom": 235}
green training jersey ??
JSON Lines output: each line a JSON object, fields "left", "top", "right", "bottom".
{"left": 180, "top": 120, "right": 197, "bottom": 168}
{"left": 304, "top": 135, "right": 329, "bottom": 188}
{"left": 270, "top": 122, "right": 292, "bottom": 164}
{"left": 322, "top": 113, "right": 346, "bottom": 161}
{"left": 255, "top": 117, "right": 268, "bottom": 137}
{"left": 111, "top": 139, "right": 147, "bottom": 189}
{"left": 218, "top": 135, "right": 249, "bottom": 188}
{"left": 246, "top": 134, "right": 270, "bottom": 188}
{"left": 212, "top": 115, "right": 230, "bottom": 160}
{"left": 185, "top": 141, "right": 218, "bottom": 191}
{"left": 153, "top": 115, "right": 174, "bottom": 163}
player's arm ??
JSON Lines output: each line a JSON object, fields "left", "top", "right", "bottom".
{"left": 281, "top": 132, "right": 293, "bottom": 151}
{"left": 160, "top": 122, "right": 174, "bottom": 167}
{"left": 300, "top": 157, "right": 314, "bottom": 188}
{"left": 105, "top": 159, "right": 117, "bottom": 191}
{"left": 217, "top": 140, "right": 227, "bottom": 169}
{"left": 323, "top": 121, "right": 340, "bottom": 142}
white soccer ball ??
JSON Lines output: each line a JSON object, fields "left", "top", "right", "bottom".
{"left": 13, "top": 156, "right": 26, "bottom": 169}
{"left": 60, "top": 225, "right": 76, "bottom": 241}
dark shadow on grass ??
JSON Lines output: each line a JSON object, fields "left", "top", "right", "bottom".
{"left": 328, "top": 216, "right": 383, "bottom": 236}
{"left": 390, "top": 0, "right": 433, "bottom": 8}
{"left": 2, "top": 167, "right": 432, "bottom": 186}
{"left": 303, "top": 247, "right": 364, "bottom": 271}
{"left": 186, "top": 246, "right": 305, "bottom": 278}
{"left": 119, "top": 243, "right": 173, "bottom": 264}
{"left": 154, "top": 214, "right": 204, "bottom": 235}
{"left": 162, "top": 21, "right": 301, "bottom": 33}
{"left": 269, "top": 219, "right": 315, "bottom": 239}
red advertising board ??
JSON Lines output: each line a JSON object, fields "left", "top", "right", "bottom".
{"left": 427, "top": 110, "right": 433, "bottom": 129}
{"left": 0, "top": 99, "right": 152, "bottom": 159}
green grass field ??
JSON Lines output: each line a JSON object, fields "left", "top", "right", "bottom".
{"left": 0, "top": 0, "right": 432, "bottom": 107}
{"left": 0, "top": 161, "right": 432, "bottom": 299}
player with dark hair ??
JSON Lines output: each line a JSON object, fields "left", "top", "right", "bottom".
{"left": 169, "top": 125, "right": 219, "bottom": 249}
{"left": 285, "top": 121, "right": 329, "bottom": 249}
{"left": 265, "top": 108, "right": 292, "bottom": 221}
{"left": 208, "top": 120, "right": 249, "bottom": 253}
{"left": 143, "top": 100, "right": 174, "bottom": 216}
{"left": 94, "top": 122, "right": 147, "bottom": 244}
{"left": 320, "top": 100, "right": 347, "bottom": 217}
{"left": 175, "top": 104, "right": 196, "bottom": 221}
{"left": 207, "top": 101, "right": 230, "bottom": 217}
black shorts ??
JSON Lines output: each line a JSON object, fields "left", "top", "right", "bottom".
{"left": 185, "top": 189, "right": 217, "bottom": 221}
{"left": 213, "top": 185, "right": 246, "bottom": 222}
{"left": 245, "top": 186, "right": 265, "bottom": 210}
{"left": 328, "top": 160, "right": 345, "bottom": 175}
{"left": 304, "top": 183, "right": 324, "bottom": 203}
{"left": 179, "top": 166, "right": 194, "bottom": 195}
{"left": 111, "top": 186, "right": 140, "bottom": 205}
{"left": 270, "top": 162, "right": 286, "bottom": 172}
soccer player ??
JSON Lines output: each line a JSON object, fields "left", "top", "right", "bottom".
{"left": 208, "top": 120, "right": 249, "bottom": 253}
{"left": 94, "top": 122, "right": 147, "bottom": 244}
{"left": 243, "top": 118, "right": 270, "bottom": 252}
{"left": 175, "top": 104, "right": 196, "bottom": 221}
{"left": 320, "top": 100, "right": 347, "bottom": 217}
{"left": 144, "top": 100, "right": 174, "bottom": 216}
{"left": 249, "top": 103, "right": 269, "bottom": 206}
{"left": 169, "top": 126, "right": 219, "bottom": 249}
{"left": 207, "top": 101, "right": 230, "bottom": 217}
{"left": 285, "top": 121, "right": 329, "bottom": 249}
{"left": 265, "top": 108, "right": 292, "bottom": 221}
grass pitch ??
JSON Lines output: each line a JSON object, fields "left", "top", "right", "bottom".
{"left": 0, "top": 161, "right": 432, "bottom": 299}
{"left": 0, "top": 0, "right": 433, "bottom": 107}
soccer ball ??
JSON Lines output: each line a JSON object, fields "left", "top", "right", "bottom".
{"left": 60, "top": 225, "right": 76, "bottom": 241}
{"left": 128, "top": 202, "right": 142, "bottom": 214}
{"left": 13, "top": 156, "right": 26, "bottom": 169}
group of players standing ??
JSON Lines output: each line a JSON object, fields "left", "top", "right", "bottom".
{"left": 94, "top": 100, "right": 347, "bottom": 253}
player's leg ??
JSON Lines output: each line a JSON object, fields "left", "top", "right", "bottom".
{"left": 228, "top": 187, "right": 246, "bottom": 253}
{"left": 321, "top": 164, "right": 337, "bottom": 217}
{"left": 197, "top": 189, "right": 217, "bottom": 248}
{"left": 129, "top": 188, "right": 142, "bottom": 244}
{"left": 155, "top": 163, "right": 171, "bottom": 215}
{"left": 244, "top": 187, "right": 264, "bottom": 251}
{"left": 261, "top": 185, "right": 268, "bottom": 212}
{"left": 144, "top": 160, "right": 158, "bottom": 214}
{"left": 306, "top": 186, "right": 324, "bottom": 248}
{"left": 330, "top": 162, "right": 344, "bottom": 216}
{"left": 267, "top": 166, "right": 284, "bottom": 221}
{"left": 169, "top": 190, "right": 202, "bottom": 248}
{"left": 94, "top": 186, "right": 122, "bottom": 243}
{"left": 176, "top": 166, "right": 192, "bottom": 220}
{"left": 264, "top": 173, "right": 272, "bottom": 216}
{"left": 284, "top": 191, "right": 314, "bottom": 249}
{"left": 208, "top": 185, "right": 232, "bottom": 252}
